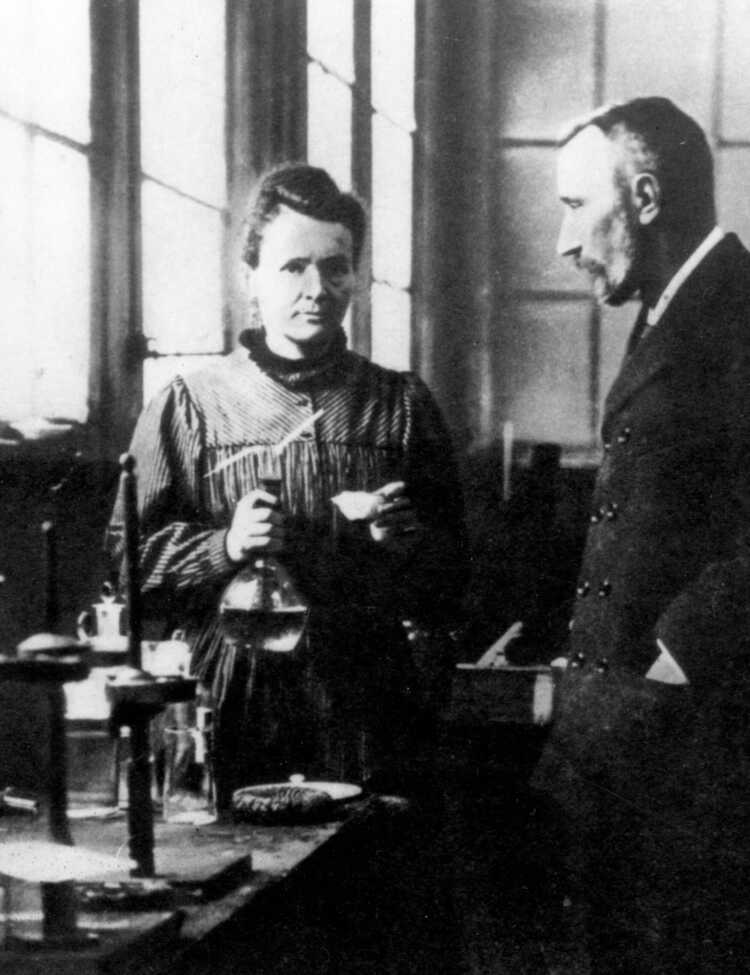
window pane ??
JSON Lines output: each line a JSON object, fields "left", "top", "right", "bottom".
{"left": 307, "top": 0, "right": 354, "bottom": 82}
{"left": 140, "top": 0, "right": 226, "bottom": 207}
{"left": 142, "top": 181, "right": 224, "bottom": 355}
{"left": 372, "top": 116, "right": 412, "bottom": 288}
{"left": 721, "top": 0, "right": 750, "bottom": 140}
{"left": 307, "top": 62, "right": 352, "bottom": 190}
{"left": 500, "top": 300, "right": 592, "bottom": 446}
{"left": 0, "top": 4, "right": 31, "bottom": 120}
{"left": 31, "top": 0, "right": 90, "bottom": 142}
{"left": 144, "top": 354, "right": 224, "bottom": 406}
{"left": 371, "top": 283, "right": 411, "bottom": 372}
{"left": 371, "top": 0, "right": 415, "bottom": 131}
{"left": 30, "top": 138, "right": 90, "bottom": 421}
{"left": 0, "top": 118, "right": 33, "bottom": 420}
{"left": 495, "top": 0, "right": 595, "bottom": 141}
{"left": 606, "top": 0, "right": 713, "bottom": 133}
{"left": 0, "top": 0, "right": 90, "bottom": 143}
{"left": 495, "top": 147, "right": 575, "bottom": 294}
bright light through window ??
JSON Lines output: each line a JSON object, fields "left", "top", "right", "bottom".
{"left": 0, "top": 117, "right": 33, "bottom": 421}
{"left": 140, "top": 0, "right": 227, "bottom": 404}
{"left": 30, "top": 139, "right": 90, "bottom": 419}
{"left": 370, "top": 0, "right": 415, "bottom": 372}
{"left": 306, "top": 0, "right": 354, "bottom": 83}
{"left": 372, "top": 114, "right": 413, "bottom": 289}
{"left": 140, "top": 0, "right": 226, "bottom": 207}
{"left": 141, "top": 182, "right": 225, "bottom": 356}
{"left": 305, "top": 0, "right": 416, "bottom": 372}
{"left": 371, "top": 284, "right": 411, "bottom": 371}
{"left": 0, "top": 0, "right": 90, "bottom": 143}
{"left": 0, "top": 130, "right": 90, "bottom": 421}
{"left": 371, "top": 0, "right": 415, "bottom": 132}
{"left": 307, "top": 62, "right": 352, "bottom": 190}
{"left": 0, "top": 1, "right": 90, "bottom": 423}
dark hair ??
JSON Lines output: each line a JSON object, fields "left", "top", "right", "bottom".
{"left": 558, "top": 97, "right": 716, "bottom": 233}
{"left": 241, "top": 163, "right": 367, "bottom": 269}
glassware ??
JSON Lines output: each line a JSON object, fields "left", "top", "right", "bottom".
{"left": 76, "top": 582, "right": 128, "bottom": 656}
{"left": 162, "top": 708, "right": 216, "bottom": 825}
{"left": 217, "top": 474, "right": 308, "bottom": 653}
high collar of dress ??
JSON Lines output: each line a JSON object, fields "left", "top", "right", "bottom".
{"left": 239, "top": 327, "right": 348, "bottom": 389}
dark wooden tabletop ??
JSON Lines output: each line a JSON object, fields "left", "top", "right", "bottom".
{"left": 0, "top": 796, "right": 400, "bottom": 974}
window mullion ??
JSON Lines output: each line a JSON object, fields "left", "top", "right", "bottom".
{"left": 225, "top": 0, "right": 307, "bottom": 348}
{"left": 89, "top": 0, "right": 142, "bottom": 458}
{"left": 351, "top": 0, "right": 372, "bottom": 359}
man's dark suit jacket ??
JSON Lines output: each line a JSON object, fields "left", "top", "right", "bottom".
{"left": 534, "top": 233, "right": 750, "bottom": 973}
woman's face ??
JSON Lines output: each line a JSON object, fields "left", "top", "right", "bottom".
{"left": 250, "top": 205, "right": 355, "bottom": 359}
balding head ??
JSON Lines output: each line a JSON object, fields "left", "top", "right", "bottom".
{"left": 559, "top": 97, "right": 715, "bottom": 237}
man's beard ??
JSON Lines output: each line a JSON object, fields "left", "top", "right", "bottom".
{"left": 600, "top": 208, "right": 643, "bottom": 307}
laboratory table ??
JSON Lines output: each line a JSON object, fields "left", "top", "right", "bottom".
{"left": 0, "top": 795, "right": 416, "bottom": 975}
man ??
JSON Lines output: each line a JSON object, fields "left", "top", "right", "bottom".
{"left": 534, "top": 97, "right": 750, "bottom": 974}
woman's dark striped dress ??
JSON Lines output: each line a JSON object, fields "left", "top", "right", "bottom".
{"left": 107, "top": 337, "right": 466, "bottom": 797}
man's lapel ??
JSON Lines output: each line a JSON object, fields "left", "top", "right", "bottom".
{"left": 603, "top": 305, "right": 677, "bottom": 423}
{"left": 602, "top": 234, "right": 738, "bottom": 426}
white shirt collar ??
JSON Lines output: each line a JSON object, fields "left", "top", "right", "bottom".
{"left": 645, "top": 226, "right": 725, "bottom": 327}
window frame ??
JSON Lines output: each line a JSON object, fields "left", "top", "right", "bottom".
{"left": 3, "top": 0, "right": 422, "bottom": 459}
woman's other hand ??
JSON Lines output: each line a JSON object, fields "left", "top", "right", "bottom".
{"left": 369, "top": 481, "right": 423, "bottom": 552}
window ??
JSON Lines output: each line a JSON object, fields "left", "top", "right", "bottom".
{"left": 0, "top": 0, "right": 420, "bottom": 448}
{"left": 370, "top": 0, "right": 415, "bottom": 371}
{"left": 306, "top": 0, "right": 416, "bottom": 371}
{"left": 139, "top": 0, "right": 228, "bottom": 403}
{"left": 306, "top": 0, "right": 353, "bottom": 190}
{"left": 0, "top": 0, "right": 91, "bottom": 423}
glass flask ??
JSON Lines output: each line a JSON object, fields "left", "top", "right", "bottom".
{"left": 218, "top": 556, "right": 308, "bottom": 652}
{"left": 217, "top": 475, "right": 308, "bottom": 653}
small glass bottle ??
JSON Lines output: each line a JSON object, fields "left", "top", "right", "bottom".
{"left": 162, "top": 707, "right": 217, "bottom": 825}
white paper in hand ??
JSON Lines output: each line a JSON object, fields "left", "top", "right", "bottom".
{"left": 331, "top": 491, "right": 382, "bottom": 521}
{"left": 645, "top": 639, "right": 689, "bottom": 685}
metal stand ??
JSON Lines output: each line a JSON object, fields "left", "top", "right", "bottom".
{"left": 106, "top": 670, "right": 194, "bottom": 877}
{"left": 0, "top": 643, "right": 97, "bottom": 949}
{"left": 107, "top": 455, "right": 195, "bottom": 878}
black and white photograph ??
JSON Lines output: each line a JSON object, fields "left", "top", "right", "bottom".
{"left": 1, "top": 1, "right": 749, "bottom": 972}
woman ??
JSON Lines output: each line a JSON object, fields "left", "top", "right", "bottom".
{"left": 108, "top": 163, "right": 466, "bottom": 803}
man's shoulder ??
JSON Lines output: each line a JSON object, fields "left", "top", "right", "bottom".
{"left": 710, "top": 232, "right": 750, "bottom": 294}
{"left": 689, "top": 234, "right": 750, "bottom": 374}
{"left": 687, "top": 233, "right": 750, "bottom": 335}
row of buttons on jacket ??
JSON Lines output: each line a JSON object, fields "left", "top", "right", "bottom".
{"left": 589, "top": 501, "right": 619, "bottom": 524}
{"left": 296, "top": 395, "right": 316, "bottom": 440}
{"left": 570, "top": 424, "right": 630, "bottom": 633}
{"left": 602, "top": 425, "right": 631, "bottom": 452}
{"left": 576, "top": 578, "right": 612, "bottom": 598}
{"left": 569, "top": 651, "right": 609, "bottom": 673}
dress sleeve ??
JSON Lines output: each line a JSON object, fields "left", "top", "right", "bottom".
{"left": 105, "top": 378, "right": 235, "bottom": 599}
{"left": 399, "top": 372, "right": 469, "bottom": 626}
